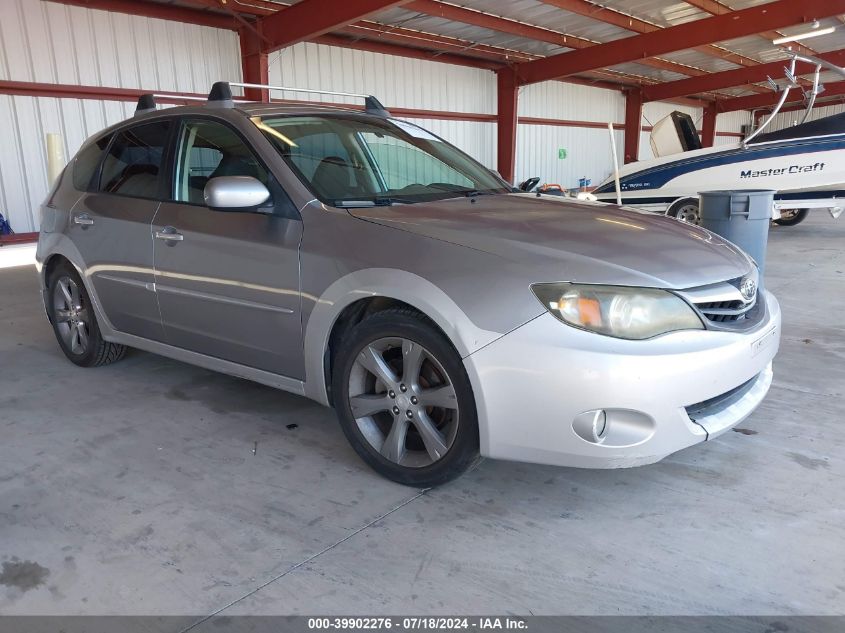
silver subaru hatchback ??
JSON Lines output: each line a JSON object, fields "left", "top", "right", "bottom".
{"left": 36, "top": 83, "right": 780, "bottom": 486}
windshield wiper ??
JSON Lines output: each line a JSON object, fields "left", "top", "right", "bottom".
{"left": 336, "top": 197, "right": 404, "bottom": 208}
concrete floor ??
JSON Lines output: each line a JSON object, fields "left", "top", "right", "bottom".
{"left": 0, "top": 214, "right": 843, "bottom": 620}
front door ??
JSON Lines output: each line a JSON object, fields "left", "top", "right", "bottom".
{"left": 152, "top": 118, "right": 303, "bottom": 378}
{"left": 69, "top": 120, "right": 171, "bottom": 341}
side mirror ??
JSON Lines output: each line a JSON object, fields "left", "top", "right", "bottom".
{"left": 204, "top": 176, "right": 271, "bottom": 212}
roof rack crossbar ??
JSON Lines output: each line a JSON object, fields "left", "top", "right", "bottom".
{"left": 229, "top": 81, "right": 391, "bottom": 117}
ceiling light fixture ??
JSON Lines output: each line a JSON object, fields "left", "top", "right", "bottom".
{"left": 772, "top": 26, "right": 836, "bottom": 45}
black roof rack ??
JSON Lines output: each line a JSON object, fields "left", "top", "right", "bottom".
{"left": 135, "top": 94, "right": 156, "bottom": 116}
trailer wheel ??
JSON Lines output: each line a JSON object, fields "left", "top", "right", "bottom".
{"left": 667, "top": 198, "right": 701, "bottom": 225}
{"left": 774, "top": 209, "right": 809, "bottom": 227}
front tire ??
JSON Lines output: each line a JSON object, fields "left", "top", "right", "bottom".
{"left": 47, "top": 262, "right": 126, "bottom": 367}
{"left": 774, "top": 208, "right": 809, "bottom": 226}
{"left": 331, "top": 308, "right": 479, "bottom": 487}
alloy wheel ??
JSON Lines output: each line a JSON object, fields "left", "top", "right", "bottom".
{"left": 53, "top": 276, "right": 90, "bottom": 355}
{"left": 347, "top": 337, "right": 460, "bottom": 468}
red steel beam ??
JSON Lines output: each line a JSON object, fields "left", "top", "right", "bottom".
{"left": 406, "top": 0, "right": 714, "bottom": 79}
{"left": 683, "top": 0, "right": 820, "bottom": 58}
{"left": 44, "top": 0, "right": 238, "bottom": 30}
{"left": 496, "top": 67, "right": 519, "bottom": 183}
{"left": 539, "top": 1, "right": 759, "bottom": 72}
{"left": 0, "top": 80, "right": 209, "bottom": 104}
{"left": 515, "top": 0, "right": 845, "bottom": 85}
{"left": 257, "top": 0, "right": 410, "bottom": 53}
{"left": 239, "top": 27, "right": 270, "bottom": 101}
{"left": 623, "top": 89, "right": 643, "bottom": 163}
{"left": 717, "top": 80, "right": 845, "bottom": 112}
{"left": 644, "top": 48, "right": 845, "bottom": 102}
{"left": 0, "top": 233, "right": 39, "bottom": 245}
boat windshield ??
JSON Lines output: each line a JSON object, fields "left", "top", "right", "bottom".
{"left": 254, "top": 114, "right": 510, "bottom": 206}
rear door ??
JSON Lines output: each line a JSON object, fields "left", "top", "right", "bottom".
{"left": 152, "top": 117, "right": 304, "bottom": 378}
{"left": 68, "top": 120, "right": 171, "bottom": 341}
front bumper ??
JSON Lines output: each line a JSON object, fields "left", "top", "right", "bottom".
{"left": 464, "top": 290, "right": 781, "bottom": 469}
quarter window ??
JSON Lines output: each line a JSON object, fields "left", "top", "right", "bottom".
{"left": 174, "top": 120, "right": 268, "bottom": 204}
{"left": 72, "top": 134, "right": 112, "bottom": 192}
{"left": 99, "top": 121, "right": 171, "bottom": 198}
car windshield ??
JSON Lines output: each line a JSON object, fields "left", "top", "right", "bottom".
{"left": 255, "top": 114, "right": 510, "bottom": 206}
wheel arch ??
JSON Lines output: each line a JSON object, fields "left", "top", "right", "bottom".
{"left": 302, "top": 268, "right": 504, "bottom": 407}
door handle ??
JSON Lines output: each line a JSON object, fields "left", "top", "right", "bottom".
{"left": 73, "top": 213, "right": 94, "bottom": 226}
{"left": 154, "top": 227, "right": 184, "bottom": 244}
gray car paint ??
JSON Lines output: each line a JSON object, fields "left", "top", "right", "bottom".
{"left": 347, "top": 194, "right": 753, "bottom": 289}
{"left": 37, "top": 102, "right": 756, "bottom": 407}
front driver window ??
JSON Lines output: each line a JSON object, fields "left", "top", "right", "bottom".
{"left": 174, "top": 120, "right": 269, "bottom": 205}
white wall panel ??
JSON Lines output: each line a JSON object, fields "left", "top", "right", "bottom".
{"left": 0, "top": 0, "right": 241, "bottom": 90}
{"left": 515, "top": 124, "right": 623, "bottom": 190}
{"left": 269, "top": 42, "right": 496, "bottom": 114}
{"left": 716, "top": 110, "right": 750, "bottom": 135}
{"left": 0, "top": 95, "right": 136, "bottom": 232}
{"left": 518, "top": 81, "right": 625, "bottom": 123}
{"left": 401, "top": 119, "right": 496, "bottom": 167}
{"left": 0, "top": 0, "right": 240, "bottom": 232}
{"left": 765, "top": 103, "right": 845, "bottom": 132}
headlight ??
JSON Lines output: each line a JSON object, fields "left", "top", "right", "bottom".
{"left": 531, "top": 283, "right": 704, "bottom": 340}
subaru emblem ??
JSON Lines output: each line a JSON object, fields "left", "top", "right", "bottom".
{"left": 740, "top": 277, "right": 756, "bottom": 301}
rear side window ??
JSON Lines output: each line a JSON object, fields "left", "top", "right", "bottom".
{"left": 99, "top": 121, "right": 171, "bottom": 198}
{"left": 72, "top": 134, "right": 112, "bottom": 191}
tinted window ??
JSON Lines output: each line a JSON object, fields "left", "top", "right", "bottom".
{"left": 72, "top": 134, "right": 111, "bottom": 191}
{"left": 174, "top": 119, "right": 268, "bottom": 204}
{"left": 99, "top": 121, "right": 171, "bottom": 198}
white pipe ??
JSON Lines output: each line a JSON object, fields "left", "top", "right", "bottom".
{"left": 608, "top": 123, "right": 622, "bottom": 206}
{"left": 45, "top": 133, "right": 65, "bottom": 185}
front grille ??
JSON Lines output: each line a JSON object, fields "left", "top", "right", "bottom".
{"left": 694, "top": 297, "right": 756, "bottom": 323}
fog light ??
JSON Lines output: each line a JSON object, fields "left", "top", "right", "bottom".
{"left": 571, "top": 409, "right": 656, "bottom": 447}
{"left": 572, "top": 410, "right": 608, "bottom": 444}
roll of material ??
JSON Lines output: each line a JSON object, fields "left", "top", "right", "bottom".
{"left": 46, "top": 133, "right": 66, "bottom": 185}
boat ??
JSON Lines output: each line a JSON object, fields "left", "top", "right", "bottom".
{"left": 593, "top": 53, "right": 845, "bottom": 227}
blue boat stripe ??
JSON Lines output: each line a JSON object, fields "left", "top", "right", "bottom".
{"left": 593, "top": 136, "right": 845, "bottom": 194}
{"left": 594, "top": 190, "right": 845, "bottom": 206}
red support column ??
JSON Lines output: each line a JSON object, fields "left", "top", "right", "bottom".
{"left": 701, "top": 104, "right": 716, "bottom": 148}
{"left": 623, "top": 89, "right": 642, "bottom": 164}
{"left": 239, "top": 27, "right": 269, "bottom": 102}
{"left": 496, "top": 67, "right": 519, "bottom": 184}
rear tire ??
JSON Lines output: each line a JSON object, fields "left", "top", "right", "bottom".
{"left": 774, "top": 208, "right": 809, "bottom": 226}
{"left": 47, "top": 262, "right": 127, "bottom": 367}
{"left": 331, "top": 308, "right": 479, "bottom": 487}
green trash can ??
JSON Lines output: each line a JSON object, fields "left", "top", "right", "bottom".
{"left": 698, "top": 189, "right": 774, "bottom": 283}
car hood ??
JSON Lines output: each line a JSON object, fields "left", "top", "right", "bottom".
{"left": 348, "top": 193, "right": 753, "bottom": 289}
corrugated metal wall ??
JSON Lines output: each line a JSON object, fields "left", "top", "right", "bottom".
{"left": 268, "top": 43, "right": 498, "bottom": 169}
{"left": 765, "top": 103, "right": 845, "bottom": 132}
{"left": 0, "top": 2, "right": 756, "bottom": 232}
{"left": 270, "top": 43, "right": 495, "bottom": 114}
{"left": 515, "top": 81, "right": 625, "bottom": 189}
{"left": 0, "top": 0, "right": 240, "bottom": 233}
